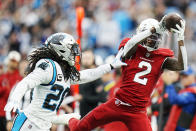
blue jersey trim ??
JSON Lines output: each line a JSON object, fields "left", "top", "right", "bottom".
{"left": 48, "top": 59, "right": 56, "bottom": 85}
{"left": 41, "top": 59, "right": 57, "bottom": 86}
{"left": 12, "top": 112, "right": 27, "bottom": 131}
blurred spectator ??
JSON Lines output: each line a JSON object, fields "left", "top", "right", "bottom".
{"left": 19, "top": 60, "right": 28, "bottom": 77}
{"left": 164, "top": 67, "right": 196, "bottom": 131}
{"left": 151, "top": 71, "right": 182, "bottom": 131}
{"left": 0, "top": 51, "right": 21, "bottom": 131}
{"left": 79, "top": 50, "right": 106, "bottom": 118}
{"left": 95, "top": 14, "right": 121, "bottom": 57}
{"left": 112, "top": 2, "right": 134, "bottom": 37}
{"left": 8, "top": 31, "right": 21, "bottom": 52}
{"left": 19, "top": 24, "right": 31, "bottom": 55}
{"left": 5, "top": 60, "right": 29, "bottom": 131}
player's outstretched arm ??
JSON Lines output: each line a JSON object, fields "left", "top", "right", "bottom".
{"left": 51, "top": 113, "right": 81, "bottom": 125}
{"left": 4, "top": 59, "right": 53, "bottom": 113}
{"left": 71, "top": 49, "right": 127, "bottom": 85}
{"left": 162, "top": 20, "right": 187, "bottom": 71}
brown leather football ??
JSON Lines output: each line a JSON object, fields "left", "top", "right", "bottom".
{"left": 164, "top": 13, "right": 182, "bottom": 32}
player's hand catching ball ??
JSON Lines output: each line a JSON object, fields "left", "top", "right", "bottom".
{"left": 110, "top": 48, "right": 127, "bottom": 69}
{"left": 171, "top": 20, "right": 185, "bottom": 41}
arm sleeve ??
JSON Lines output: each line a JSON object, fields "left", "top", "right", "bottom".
{"left": 166, "top": 85, "right": 196, "bottom": 105}
{"left": 61, "top": 96, "right": 75, "bottom": 105}
{"left": 71, "top": 64, "right": 111, "bottom": 85}
{"left": 180, "top": 45, "right": 188, "bottom": 70}
{"left": 51, "top": 114, "right": 67, "bottom": 124}
{"left": 5, "top": 86, "right": 16, "bottom": 120}
{"left": 9, "top": 59, "right": 53, "bottom": 103}
{"left": 123, "top": 30, "right": 152, "bottom": 56}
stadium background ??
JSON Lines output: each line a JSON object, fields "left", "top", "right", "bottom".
{"left": 0, "top": 0, "right": 196, "bottom": 131}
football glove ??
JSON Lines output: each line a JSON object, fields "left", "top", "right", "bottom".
{"left": 110, "top": 48, "right": 127, "bottom": 69}
{"left": 4, "top": 100, "right": 20, "bottom": 113}
{"left": 155, "top": 15, "right": 167, "bottom": 35}
{"left": 171, "top": 20, "right": 185, "bottom": 41}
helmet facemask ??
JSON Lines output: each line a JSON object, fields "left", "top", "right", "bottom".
{"left": 45, "top": 33, "right": 81, "bottom": 66}
{"left": 142, "top": 33, "right": 162, "bottom": 51}
{"left": 65, "top": 43, "right": 81, "bottom": 66}
{"left": 137, "top": 18, "right": 163, "bottom": 52}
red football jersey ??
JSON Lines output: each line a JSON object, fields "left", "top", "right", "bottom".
{"left": 116, "top": 38, "right": 174, "bottom": 111}
{"left": 0, "top": 70, "right": 22, "bottom": 117}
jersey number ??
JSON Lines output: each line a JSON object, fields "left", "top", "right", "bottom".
{"left": 133, "top": 61, "right": 152, "bottom": 85}
{"left": 42, "top": 84, "right": 69, "bottom": 111}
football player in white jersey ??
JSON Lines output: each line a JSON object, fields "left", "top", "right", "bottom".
{"left": 4, "top": 33, "right": 126, "bottom": 131}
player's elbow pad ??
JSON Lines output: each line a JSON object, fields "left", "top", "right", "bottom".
{"left": 123, "top": 40, "right": 136, "bottom": 56}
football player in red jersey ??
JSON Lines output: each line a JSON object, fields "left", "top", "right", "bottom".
{"left": 67, "top": 16, "right": 187, "bottom": 131}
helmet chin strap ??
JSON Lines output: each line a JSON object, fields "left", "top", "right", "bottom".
{"left": 142, "top": 45, "right": 157, "bottom": 52}
{"left": 143, "top": 35, "right": 160, "bottom": 52}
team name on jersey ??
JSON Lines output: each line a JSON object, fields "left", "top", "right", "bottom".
{"left": 140, "top": 57, "right": 154, "bottom": 62}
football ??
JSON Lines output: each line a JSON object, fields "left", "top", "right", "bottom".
{"left": 164, "top": 13, "right": 182, "bottom": 32}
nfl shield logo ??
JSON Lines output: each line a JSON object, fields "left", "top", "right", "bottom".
{"left": 28, "top": 124, "right": 32, "bottom": 129}
{"left": 146, "top": 53, "right": 150, "bottom": 57}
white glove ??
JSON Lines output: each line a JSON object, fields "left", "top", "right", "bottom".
{"left": 4, "top": 100, "right": 20, "bottom": 113}
{"left": 171, "top": 20, "right": 185, "bottom": 41}
{"left": 110, "top": 48, "right": 127, "bottom": 69}
{"left": 154, "top": 16, "right": 167, "bottom": 35}
{"left": 52, "top": 113, "right": 81, "bottom": 125}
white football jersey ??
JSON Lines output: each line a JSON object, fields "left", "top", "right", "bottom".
{"left": 23, "top": 59, "right": 70, "bottom": 129}
{"left": 6, "top": 58, "right": 112, "bottom": 130}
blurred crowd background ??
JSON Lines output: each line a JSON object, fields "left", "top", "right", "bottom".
{"left": 0, "top": 0, "right": 196, "bottom": 131}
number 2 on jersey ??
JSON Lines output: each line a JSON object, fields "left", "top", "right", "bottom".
{"left": 133, "top": 61, "right": 152, "bottom": 85}
{"left": 42, "top": 84, "right": 69, "bottom": 111}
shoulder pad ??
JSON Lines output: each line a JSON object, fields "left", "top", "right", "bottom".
{"left": 36, "top": 59, "right": 51, "bottom": 70}
{"left": 153, "top": 48, "right": 174, "bottom": 57}
{"left": 118, "top": 38, "right": 130, "bottom": 50}
{"left": 38, "top": 62, "right": 49, "bottom": 70}
{"left": 36, "top": 59, "right": 57, "bottom": 86}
